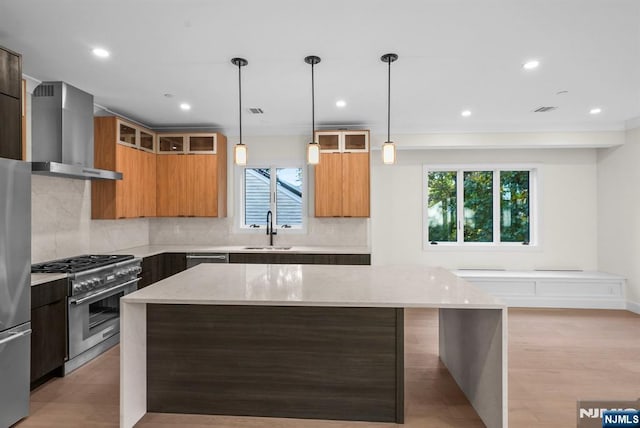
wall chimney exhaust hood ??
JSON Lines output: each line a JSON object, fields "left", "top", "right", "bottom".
{"left": 31, "top": 81, "right": 122, "bottom": 180}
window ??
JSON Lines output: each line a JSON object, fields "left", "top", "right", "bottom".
{"left": 425, "top": 166, "right": 534, "bottom": 246}
{"left": 242, "top": 167, "right": 303, "bottom": 229}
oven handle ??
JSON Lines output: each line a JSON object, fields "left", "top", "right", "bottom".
{"left": 69, "top": 278, "right": 140, "bottom": 305}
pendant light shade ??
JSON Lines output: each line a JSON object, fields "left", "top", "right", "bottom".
{"left": 231, "top": 57, "right": 248, "bottom": 165}
{"left": 305, "top": 55, "right": 321, "bottom": 165}
{"left": 381, "top": 53, "right": 398, "bottom": 165}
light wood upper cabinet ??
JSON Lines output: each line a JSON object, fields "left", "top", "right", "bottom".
{"left": 93, "top": 117, "right": 157, "bottom": 219}
{"left": 156, "top": 133, "right": 227, "bottom": 218}
{"left": 93, "top": 117, "right": 227, "bottom": 219}
{"left": 315, "top": 130, "right": 369, "bottom": 153}
{"left": 157, "top": 133, "right": 218, "bottom": 154}
{"left": 115, "top": 118, "right": 155, "bottom": 153}
{"left": 313, "top": 130, "right": 370, "bottom": 218}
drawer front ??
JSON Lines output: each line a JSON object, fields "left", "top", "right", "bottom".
{"left": 536, "top": 281, "right": 623, "bottom": 297}
{"left": 31, "top": 278, "right": 67, "bottom": 308}
{"left": 469, "top": 280, "right": 536, "bottom": 296}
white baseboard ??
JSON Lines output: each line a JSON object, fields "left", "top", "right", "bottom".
{"left": 627, "top": 300, "right": 640, "bottom": 314}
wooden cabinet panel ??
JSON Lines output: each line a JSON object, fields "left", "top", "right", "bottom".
{"left": 31, "top": 278, "right": 67, "bottom": 386}
{"left": 342, "top": 152, "right": 370, "bottom": 217}
{"left": 115, "top": 145, "right": 138, "bottom": 218}
{"left": 0, "top": 47, "right": 21, "bottom": 98}
{"left": 314, "top": 153, "right": 343, "bottom": 217}
{"left": 93, "top": 117, "right": 157, "bottom": 219}
{"left": 156, "top": 155, "right": 188, "bottom": 216}
{"left": 187, "top": 155, "right": 217, "bottom": 217}
{"left": 0, "top": 93, "right": 21, "bottom": 160}
{"left": 141, "top": 150, "right": 157, "bottom": 217}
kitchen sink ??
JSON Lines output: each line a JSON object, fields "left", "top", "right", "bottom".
{"left": 243, "top": 246, "right": 292, "bottom": 250}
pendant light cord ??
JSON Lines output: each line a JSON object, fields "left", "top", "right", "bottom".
{"left": 387, "top": 57, "right": 391, "bottom": 143}
{"left": 311, "top": 61, "right": 315, "bottom": 142}
{"left": 238, "top": 62, "right": 242, "bottom": 145}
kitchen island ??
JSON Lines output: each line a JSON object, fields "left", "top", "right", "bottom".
{"left": 120, "top": 264, "right": 507, "bottom": 427}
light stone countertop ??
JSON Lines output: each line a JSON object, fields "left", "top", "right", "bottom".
{"left": 31, "top": 272, "right": 68, "bottom": 286}
{"left": 123, "top": 264, "right": 505, "bottom": 309}
{"left": 112, "top": 244, "right": 371, "bottom": 259}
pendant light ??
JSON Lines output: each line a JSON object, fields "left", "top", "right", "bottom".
{"left": 231, "top": 57, "right": 248, "bottom": 165}
{"left": 381, "top": 53, "right": 398, "bottom": 164}
{"left": 305, "top": 55, "right": 321, "bottom": 165}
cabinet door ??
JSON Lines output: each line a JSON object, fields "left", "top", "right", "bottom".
{"left": 157, "top": 155, "right": 188, "bottom": 216}
{"left": 158, "top": 135, "right": 185, "bottom": 153}
{"left": 118, "top": 121, "right": 137, "bottom": 147}
{"left": 0, "top": 93, "right": 21, "bottom": 160}
{"left": 315, "top": 131, "right": 340, "bottom": 152}
{"left": 115, "top": 145, "right": 139, "bottom": 218}
{"left": 141, "top": 150, "right": 157, "bottom": 217}
{"left": 31, "top": 299, "right": 66, "bottom": 382}
{"left": 187, "top": 155, "right": 217, "bottom": 217}
{"left": 0, "top": 48, "right": 21, "bottom": 98}
{"left": 343, "top": 131, "right": 369, "bottom": 152}
{"left": 342, "top": 152, "right": 370, "bottom": 217}
{"left": 314, "top": 152, "right": 343, "bottom": 216}
{"left": 140, "top": 130, "right": 155, "bottom": 152}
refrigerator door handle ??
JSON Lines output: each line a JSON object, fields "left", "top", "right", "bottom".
{"left": 0, "top": 329, "right": 32, "bottom": 345}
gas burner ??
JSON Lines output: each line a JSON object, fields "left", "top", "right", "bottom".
{"left": 31, "top": 254, "right": 135, "bottom": 273}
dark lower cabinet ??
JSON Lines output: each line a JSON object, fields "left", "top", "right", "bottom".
{"left": 139, "top": 252, "right": 369, "bottom": 289}
{"left": 139, "top": 253, "right": 187, "bottom": 289}
{"left": 31, "top": 278, "right": 67, "bottom": 388}
{"left": 228, "top": 253, "right": 371, "bottom": 265}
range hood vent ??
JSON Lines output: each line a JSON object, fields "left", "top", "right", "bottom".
{"left": 31, "top": 81, "right": 122, "bottom": 180}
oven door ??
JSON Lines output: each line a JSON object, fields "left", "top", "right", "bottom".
{"left": 67, "top": 278, "right": 139, "bottom": 359}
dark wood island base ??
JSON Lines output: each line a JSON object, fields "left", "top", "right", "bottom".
{"left": 146, "top": 304, "right": 404, "bottom": 423}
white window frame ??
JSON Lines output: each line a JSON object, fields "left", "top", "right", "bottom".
{"left": 237, "top": 164, "right": 307, "bottom": 233}
{"left": 422, "top": 164, "right": 539, "bottom": 250}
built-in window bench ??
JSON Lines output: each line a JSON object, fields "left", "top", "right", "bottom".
{"left": 454, "top": 270, "right": 626, "bottom": 310}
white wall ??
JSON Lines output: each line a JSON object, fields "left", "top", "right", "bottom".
{"left": 371, "top": 148, "right": 599, "bottom": 270}
{"left": 31, "top": 175, "right": 149, "bottom": 263}
{"left": 597, "top": 126, "right": 640, "bottom": 309}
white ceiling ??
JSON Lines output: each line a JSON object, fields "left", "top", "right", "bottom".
{"left": 1, "top": 0, "right": 639, "bottom": 137}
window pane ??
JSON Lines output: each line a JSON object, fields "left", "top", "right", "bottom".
{"left": 500, "top": 171, "right": 530, "bottom": 242}
{"left": 463, "top": 171, "right": 493, "bottom": 242}
{"left": 427, "top": 171, "right": 457, "bottom": 242}
{"left": 244, "top": 168, "right": 271, "bottom": 225}
{"left": 276, "top": 168, "right": 303, "bottom": 226}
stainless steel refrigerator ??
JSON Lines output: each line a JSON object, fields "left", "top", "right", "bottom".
{"left": 0, "top": 157, "right": 31, "bottom": 427}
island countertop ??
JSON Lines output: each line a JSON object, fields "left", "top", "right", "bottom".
{"left": 122, "top": 264, "right": 504, "bottom": 309}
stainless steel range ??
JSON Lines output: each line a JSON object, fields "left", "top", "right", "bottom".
{"left": 32, "top": 254, "right": 141, "bottom": 374}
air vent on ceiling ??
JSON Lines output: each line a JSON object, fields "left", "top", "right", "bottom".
{"left": 33, "top": 84, "right": 55, "bottom": 97}
{"left": 533, "top": 106, "right": 557, "bottom": 113}
{"left": 248, "top": 108, "right": 264, "bottom": 114}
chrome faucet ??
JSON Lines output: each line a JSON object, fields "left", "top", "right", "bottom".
{"left": 266, "top": 210, "right": 277, "bottom": 246}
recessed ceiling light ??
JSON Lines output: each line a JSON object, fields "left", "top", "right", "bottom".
{"left": 180, "top": 103, "right": 191, "bottom": 111}
{"left": 92, "top": 48, "right": 110, "bottom": 58}
{"left": 336, "top": 100, "right": 347, "bottom": 108}
{"left": 522, "top": 60, "right": 540, "bottom": 70}
{"left": 461, "top": 110, "right": 472, "bottom": 117}
{"left": 590, "top": 107, "right": 602, "bottom": 115}
{"left": 163, "top": 93, "right": 174, "bottom": 98}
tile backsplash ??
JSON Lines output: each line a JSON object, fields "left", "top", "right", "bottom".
{"left": 31, "top": 176, "right": 369, "bottom": 263}
{"left": 31, "top": 175, "right": 149, "bottom": 263}
{"left": 149, "top": 217, "right": 369, "bottom": 247}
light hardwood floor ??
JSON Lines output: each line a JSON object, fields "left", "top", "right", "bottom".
{"left": 15, "top": 308, "right": 640, "bottom": 428}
